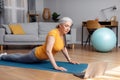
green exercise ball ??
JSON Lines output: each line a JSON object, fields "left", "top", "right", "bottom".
{"left": 91, "top": 28, "right": 116, "bottom": 52}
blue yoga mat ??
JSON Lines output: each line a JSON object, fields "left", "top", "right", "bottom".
{"left": 0, "top": 61, "right": 88, "bottom": 74}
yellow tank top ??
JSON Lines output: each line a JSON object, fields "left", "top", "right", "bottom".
{"left": 35, "top": 29, "right": 64, "bottom": 60}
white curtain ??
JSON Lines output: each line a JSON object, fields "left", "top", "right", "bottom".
{"left": 4, "top": 0, "right": 27, "bottom": 24}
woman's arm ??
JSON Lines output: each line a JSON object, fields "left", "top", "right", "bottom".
{"left": 61, "top": 47, "right": 79, "bottom": 64}
{"left": 61, "top": 47, "right": 71, "bottom": 62}
{"left": 46, "top": 36, "right": 67, "bottom": 71}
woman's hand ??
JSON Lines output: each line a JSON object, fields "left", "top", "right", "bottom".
{"left": 54, "top": 66, "right": 67, "bottom": 71}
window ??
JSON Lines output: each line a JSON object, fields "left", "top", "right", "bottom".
{"left": 4, "top": 0, "right": 27, "bottom": 24}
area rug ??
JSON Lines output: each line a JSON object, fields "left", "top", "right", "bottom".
{"left": 0, "top": 60, "right": 88, "bottom": 74}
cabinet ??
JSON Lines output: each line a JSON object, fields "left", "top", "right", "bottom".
{"left": 27, "top": 13, "right": 40, "bottom": 22}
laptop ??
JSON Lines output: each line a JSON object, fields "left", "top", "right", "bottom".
{"left": 73, "top": 61, "right": 108, "bottom": 79}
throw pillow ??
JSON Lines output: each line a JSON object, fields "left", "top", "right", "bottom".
{"left": 9, "top": 24, "right": 25, "bottom": 35}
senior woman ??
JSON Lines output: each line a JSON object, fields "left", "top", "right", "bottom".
{"left": 0, "top": 17, "right": 78, "bottom": 71}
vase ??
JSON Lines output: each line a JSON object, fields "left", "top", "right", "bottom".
{"left": 42, "top": 8, "right": 51, "bottom": 21}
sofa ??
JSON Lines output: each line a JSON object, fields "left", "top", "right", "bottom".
{"left": 0, "top": 22, "right": 76, "bottom": 51}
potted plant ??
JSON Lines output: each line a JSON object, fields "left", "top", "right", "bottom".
{"left": 52, "top": 12, "right": 60, "bottom": 22}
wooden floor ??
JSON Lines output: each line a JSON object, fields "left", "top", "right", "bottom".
{"left": 0, "top": 45, "right": 120, "bottom": 80}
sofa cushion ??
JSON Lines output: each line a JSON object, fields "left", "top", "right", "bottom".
{"left": 66, "top": 34, "right": 71, "bottom": 41}
{"left": 38, "top": 34, "right": 47, "bottom": 42}
{"left": 9, "top": 24, "right": 25, "bottom": 35}
{"left": 21, "top": 22, "right": 38, "bottom": 35}
{"left": 4, "top": 35, "right": 38, "bottom": 41}
{"left": 1, "top": 24, "right": 11, "bottom": 34}
{"left": 39, "top": 22, "right": 59, "bottom": 35}
{"left": 38, "top": 34, "right": 71, "bottom": 42}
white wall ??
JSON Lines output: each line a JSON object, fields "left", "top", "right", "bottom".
{"left": 37, "top": 0, "right": 120, "bottom": 45}
{"left": 35, "top": 0, "right": 44, "bottom": 21}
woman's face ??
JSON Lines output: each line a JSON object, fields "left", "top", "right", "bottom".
{"left": 59, "top": 22, "right": 72, "bottom": 34}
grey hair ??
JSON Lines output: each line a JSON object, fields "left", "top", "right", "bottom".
{"left": 59, "top": 17, "right": 73, "bottom": 24}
